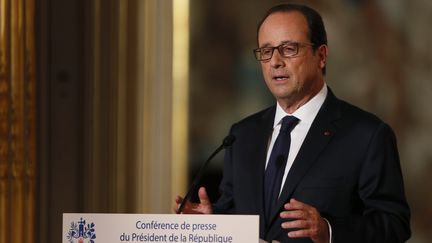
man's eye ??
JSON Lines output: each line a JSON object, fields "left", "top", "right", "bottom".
{"left": 261, "top": 49, "right": 273, "bottom": 55}
{"left": 282, "top": 45, "right": 296, "bottom": 53}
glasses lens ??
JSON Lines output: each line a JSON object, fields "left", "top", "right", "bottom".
{"left": 254, "top": 48, "right": 273, "bottom": 61}
{"left": 279, "top": 43, "right": 298, "bottom": 57}
{"left": 254, "top": 50, "right": 262, "bottom": 60}
{"left": 261, "top": 48, "right": 274, "bottom": 60}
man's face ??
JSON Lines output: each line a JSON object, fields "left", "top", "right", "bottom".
{"left": 258, "top": 11, "right": 327, "bottom": 107}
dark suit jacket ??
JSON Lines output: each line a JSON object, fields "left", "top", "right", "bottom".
{"left": 213, "top": 89, "right": 410, "bottom": 242}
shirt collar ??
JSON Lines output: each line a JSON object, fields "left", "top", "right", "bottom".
{"left": 274, "top": 84, "right": 328, "bottom": 127}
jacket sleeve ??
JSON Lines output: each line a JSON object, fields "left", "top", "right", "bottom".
{"left": 327, "top": 123, "right": 411, "bottom": 243}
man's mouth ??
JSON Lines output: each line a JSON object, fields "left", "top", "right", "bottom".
{"left": 273, "top": 75, "right": 289, "bottom": 81}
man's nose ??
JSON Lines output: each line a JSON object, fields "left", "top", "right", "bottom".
{"left": 270, "top": 49, "right": 285, "bottom": 68}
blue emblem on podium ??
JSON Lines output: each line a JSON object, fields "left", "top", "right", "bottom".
{"left": 67, "top": 217, "right": 97, "bottom": 243}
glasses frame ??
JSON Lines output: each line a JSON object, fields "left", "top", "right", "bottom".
{"left": 253, "top": 42, "right": 315, "bottom": 61}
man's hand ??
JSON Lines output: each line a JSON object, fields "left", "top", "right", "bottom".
{"left": 280, "top": 198, "right": 329, "bottom": 243}
{"left": 174, "top": 187, "right": 213, "bottom": 214}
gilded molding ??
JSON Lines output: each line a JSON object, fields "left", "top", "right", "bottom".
{"left": 0, "top": 0, "right": 36, "bottom": 242}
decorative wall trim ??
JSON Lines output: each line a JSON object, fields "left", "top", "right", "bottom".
{"left": 0, "top": 0, "right": 37, "bottom": 242}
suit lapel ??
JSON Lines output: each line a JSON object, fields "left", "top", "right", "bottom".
{"left": 266, "top": 89, "right": 342, "bottom": 237}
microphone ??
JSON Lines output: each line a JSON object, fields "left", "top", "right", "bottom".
{"left": 177, "top": 134, "right": 236, "bottom": 214}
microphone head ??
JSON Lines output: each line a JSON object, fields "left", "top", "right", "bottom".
{"left": 222, "top": 134, "right": 236, "bottom": 148}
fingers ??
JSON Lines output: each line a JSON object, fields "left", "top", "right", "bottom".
{"left": 287, "top": 228, "right": 317, "bottom": 239}
{"left": 175, "top": 195, "right": 183, "bottom": 204}
{"left": 280, "top": 198, "right": 329, "bottom": 243}
{"left": 173, "top": 196, "right": 184, "bottom": 213}
{"left": 173, "top": 187, "right": 214, "bottom": 214}
{"left": 197, "top": 187, "right": 214, "bottom": 214}
{"left": 281, "top": 198, "right": 317, "bottom": 218}
{"left": 284, "top": 198, "right": 306, "bottom": 210}
{"left": 198, "top": 187, "right": 211, "bottom": 205}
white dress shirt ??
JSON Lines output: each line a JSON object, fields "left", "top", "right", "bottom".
{"left": 265, "top": 84, "right": 328, "bottom": 192}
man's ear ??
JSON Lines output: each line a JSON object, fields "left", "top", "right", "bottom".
{"left": 317, "top": 44, "right": 328, "bottom": 70}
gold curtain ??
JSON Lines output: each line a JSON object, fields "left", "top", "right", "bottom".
{"left": 0, "top": 0, "right": 37, "bottom": 242}
{"left": 86, "top": 0, "right": 188, "bottom": 214}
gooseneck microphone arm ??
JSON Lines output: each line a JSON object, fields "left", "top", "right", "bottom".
{"left": 177, "top": 135, "right": 236, "bottom": 214}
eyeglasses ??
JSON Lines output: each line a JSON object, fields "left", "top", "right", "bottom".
{"left": 253, "top": 42, "right": 314, "bottom": 61}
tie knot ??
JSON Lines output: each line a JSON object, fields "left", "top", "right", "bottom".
{"left": 280, "top": 116, "right": 299, "bottom": 132}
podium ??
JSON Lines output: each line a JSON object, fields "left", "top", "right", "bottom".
{"left": 63, "top": 213, "right": 259, "bottom": 243}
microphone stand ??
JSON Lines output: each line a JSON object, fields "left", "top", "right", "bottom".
{"left": 177, "top": 135, "right": 235, "bottom": 214}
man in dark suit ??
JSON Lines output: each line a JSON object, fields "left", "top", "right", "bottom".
{"left": 176, "top": 3, "right": 410, "bottom": 242}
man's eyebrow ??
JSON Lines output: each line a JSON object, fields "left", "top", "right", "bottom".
{"left": 281, "top": 40, "right": 296, "bottom": 44}
{"left": 258, "top": 43, "right": 272, "bottom": 48}
{"left": 259, "top": 40, "right": 296, "bottom": 48}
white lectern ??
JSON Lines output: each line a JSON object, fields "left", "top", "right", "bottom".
{"left": 63, "top": 213, "right": 259, "bottom": 243}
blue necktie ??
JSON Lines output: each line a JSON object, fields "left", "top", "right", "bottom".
{"left": 264, "top": 115, "right": 299, "bottom": 221}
